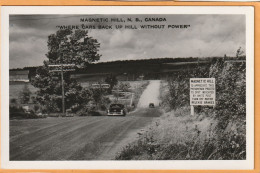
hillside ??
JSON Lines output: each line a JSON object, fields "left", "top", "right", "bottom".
{"left": 10, "top": 56, "right": 245, "bottom": 82}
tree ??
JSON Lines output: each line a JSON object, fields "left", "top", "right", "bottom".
{"left": 10, "top": 98, "right": 17, "bottom": 104}
{"left": 19, "top": 84, "right": 31, "bottom": 104}
{"left": 32, "top": 29, "right": 101, "bottom": 113}
{"left": 46, "top": 29, "right": 101, "bottom": 66}
{"left": 236, "top": 47, "right": 244, "bottom": 58}
{"left": 118, "top": 82, "right": 131, "bottom": 92}
{"left": 105, "top": 75, "right": 118, "bottom": 93}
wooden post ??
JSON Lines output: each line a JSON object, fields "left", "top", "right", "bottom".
{"left": 130, "top": 93, "right": 134, "bottom": 106}
{"left": 191, "top": 105, "right": 194, "bottom": 116}
{"left": 60, "top": 55, "right": 65, "bottom": 116}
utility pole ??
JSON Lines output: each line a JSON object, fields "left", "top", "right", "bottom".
{"left": 61, "top": 59, "right": 65, "bottom": 115}
{"left": 48, "top": 42, "right": 75, "bottom": 116}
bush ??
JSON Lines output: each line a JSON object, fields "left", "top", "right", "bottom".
{"left": 165, "top": 65, "right": 209, "bottom": 110}
{"left": 126, "top": 105, "right": 135, "bottom": 113}
{"left": 10, "top": 98, "right": 17, "bottom": 104}
{"left": 34, "top": 104, "right": 40, "bottom": 112}
{"left": 19, "top": 84, "right": 32, "bottom": 104}
{"left": 10, "top": 106, "right": 26, "bottom": 119}
{"left": 116, "top": 135, "right": 158, "bottom": 160}
{"left": 210, "top": 58, "right": 246, "bottom": 129}
{"left": 10, "top": 106, "right": 38, "bottom": 119}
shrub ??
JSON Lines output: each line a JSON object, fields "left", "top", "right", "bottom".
{"left": 210, "top": 58, "right": 246, "bottom": 129}
{"left": 10, "top": 106, "right": 25, "bottom": 119}
{"left": 116, "top": 134, "right": 158, "bottom": 160}
{"left": 34, "top": 104, "right": 40, "bottom": 112}
{"left": 10, "top": 98, "right": 17, "bottom": 104}
{"left": 165, "top": 65, "right": 209, "bottom": 110}
{"left": 19, "top": 84, "right": 31, "bottom": 104}
{"left": 10, "top": 106, "right": 38, "bottom": 119}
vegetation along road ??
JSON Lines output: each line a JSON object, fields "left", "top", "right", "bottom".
{"left": 10, "top": 80, "right": 162, "bottom": 160}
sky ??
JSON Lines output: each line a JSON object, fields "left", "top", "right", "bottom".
{"left": 9, "top": 14, "right": 245, "bottom": 69}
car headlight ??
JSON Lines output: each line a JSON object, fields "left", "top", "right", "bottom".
{"left": 121, "top": 110, "right": 123, "bottom": 113}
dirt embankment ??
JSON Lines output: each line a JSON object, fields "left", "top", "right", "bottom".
{"left": 116, "top": 106, "right": 216, "bottom": 160}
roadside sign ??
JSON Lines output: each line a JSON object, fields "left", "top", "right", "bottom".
{"left": 91, "top": 84, "right": 100, "bottom": 88}
{"left": 91, "top": 84, "right": 110, "bottom": 89}
{"left": 190, "top": 78, "right": 215, "bottom": 106}
{"left": 101, "top": 84, "right": 110, "bottom": 89}
{"left": 49, "top": 64, "right": 75, "bottom": 72}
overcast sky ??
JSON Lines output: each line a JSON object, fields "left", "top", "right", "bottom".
{"left": 9, "top": 14, "right": 245, "bottom": 69}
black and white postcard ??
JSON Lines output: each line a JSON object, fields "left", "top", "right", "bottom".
{"left": 1, "top": 6, "right": 254, "bottom": 170}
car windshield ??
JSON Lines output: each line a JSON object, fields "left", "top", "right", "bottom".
{"left": 110, "top": 104, "right": 124, "bottom": 108}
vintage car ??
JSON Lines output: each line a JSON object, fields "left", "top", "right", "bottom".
{"left": 107, "top": 104, "right": 126, "bottom": 116}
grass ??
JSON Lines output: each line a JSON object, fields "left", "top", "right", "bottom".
{"left": 116, "top": 106, "right": 245, "bottom": 160}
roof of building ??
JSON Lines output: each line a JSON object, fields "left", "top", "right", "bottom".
{"left": 9, "top": 70, "right": 29, "bottom": 76}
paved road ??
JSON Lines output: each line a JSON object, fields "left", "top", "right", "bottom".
{"left": 10, "top": 81, "right": 162, "bottom": 160}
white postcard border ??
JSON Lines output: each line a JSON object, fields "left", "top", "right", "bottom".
{"left": 1, "top": 6, "right": 254, "bottom": 170}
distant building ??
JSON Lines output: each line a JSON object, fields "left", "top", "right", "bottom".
{"left": 9, "top": 70, "right": 29, "bottom": 82}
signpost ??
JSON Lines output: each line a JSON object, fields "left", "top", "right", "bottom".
{"left": 190, "top": 78, "right": 215, "bottom": 116}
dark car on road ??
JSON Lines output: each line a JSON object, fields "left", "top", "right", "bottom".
{"left": 107, "top": 104, "right": 126, "bottom": 116}
{"left": 149, "top": 103, "right": 155, "bottom": 108}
